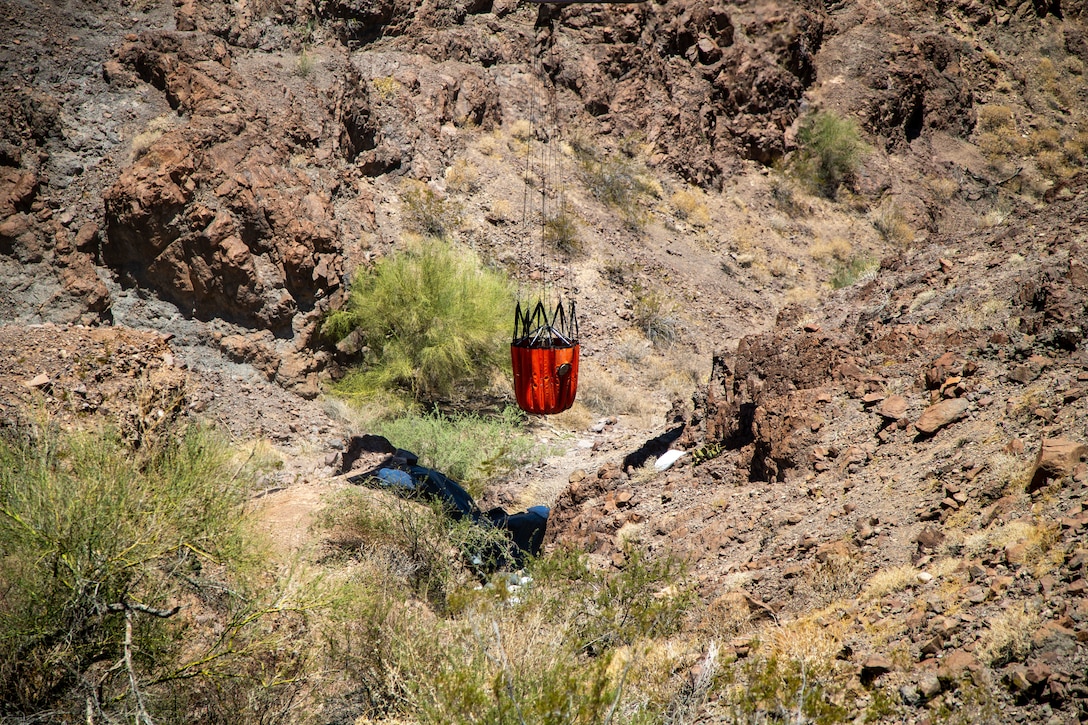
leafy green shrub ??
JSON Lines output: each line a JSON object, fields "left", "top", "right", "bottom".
{"left": 324, "top": 239, "right": 513, "bottom": 405}
{"left": 401, "top": 180, "right": 462, "bottom": 238}
{"left": 0, "top": 422, "right": 309, "bottom": 722}
{"left": 369, "top": 407, "right": 539, "bottom": 497}
{"left": 792, "top": 111, "right": 867, "bottom": 199}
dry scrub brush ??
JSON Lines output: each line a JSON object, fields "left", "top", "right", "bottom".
{"left": 0, "top": 421, "right": 319, "bottom": 723}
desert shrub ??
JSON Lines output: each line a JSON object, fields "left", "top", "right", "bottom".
{"left": 320, "top": 530, "right": 689, "bottom": 723}
{"left": 444, "top": 158, "right": 480, "bottom": 195}
{"left": 369, "top": 407, "right": 538, "bottom": 497}
{"left": 323, "top": 238, "right": 512, "bottom": 405}
{"left": 870, "top": 201, "right": 914, "bottom": 247}
{"left": 792, "top": 111, "right": 867, "bottom": 199}
{"left": 632, "top": 284, "right": 681, "bottom": 346}
{"left": 0, "top": 422, "right": 308, "bottom": 722}
{"left": 543, "top": 209, "right": 582, "bottom": 256}
{"left": 319, "top": 489, "right": 508, "bottom": 608}
{"left": 563, "top": 548, "right": 693, "bottom": 654}
{"left": 401, "top": 180, "right": 462, "bottom": 238}
{"left": 575, "top": 143, "right": 657, "bottom": 229}
{"left": 829, "top": 254, "right": 878, "bottom": 289}
{"left": 719, "top": 652, "right": 851, "bottom": 725}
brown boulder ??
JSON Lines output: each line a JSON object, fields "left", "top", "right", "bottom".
{"left": 914, "top": 398, "right": 969, "bottom": 435}
{"left": 1028, "top": 438, "right": 1088, "bottom": 492}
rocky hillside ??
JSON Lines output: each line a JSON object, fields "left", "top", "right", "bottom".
{"left": 2, "top": 0, "right": 1088, "bottom": 721}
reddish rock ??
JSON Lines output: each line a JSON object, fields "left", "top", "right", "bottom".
{"left": 876, "top": 394, "right": 908, "bottom": 420}
{"left": 1028, "top": 438, "right": 1088, "bottom": 492}
{"left": 914, "top": 398, "right": 969, "bottom": 435}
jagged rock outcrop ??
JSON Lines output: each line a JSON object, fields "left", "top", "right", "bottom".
{"left": 102, "top": 31, "right": 346, "bottom": 336}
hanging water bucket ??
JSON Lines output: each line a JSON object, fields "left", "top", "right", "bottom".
{"left": 511, "top": 299, "right": 580, "bottom": 415}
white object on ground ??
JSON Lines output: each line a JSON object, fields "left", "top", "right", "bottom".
{"left": 654, "top": 449, "right": 688, "bottom": 471}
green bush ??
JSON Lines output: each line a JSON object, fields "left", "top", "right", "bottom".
{"left": 370, "top": 407, "right": 538, "bottom": 497}
{"left": 0, "top": 422, "right": 310, "bottom": 722}
{"left": 324, "top": 238, "right": 513, "bottom": 405}
{"left": 793, "top": 111, "right": 867, "bottom": 199}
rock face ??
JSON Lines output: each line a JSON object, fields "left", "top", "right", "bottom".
{"left": 102, "top": 32, "right": 347, "bottom": 335}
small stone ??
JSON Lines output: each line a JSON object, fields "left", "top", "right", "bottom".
{"left": 1006, "top": 665, "right": 1032, "bottom": 693}
{"left": 917, "top": 571, "right": 934, "bottom": 584}
{"left": 937, "top": 651, "right": 978, "bottom": 684}
{"left": 900, "top": 684, "right": 921, "bottom": 705}
{"left": 24, "top": 373, "right": 50, "bottom": 388}
{"left": 1005, "top": 543, "right": 1028, "bottom": 566}
{"left": 861, "top": 654, "right": 893, "bottom": 682}
{"left": 964, "top": 586, "right": 988, "bottom": 604}
{"left": 920, "top": 635, "right": 944, "bottom": 657}
{"left": 1025, "top": 663, "right": 1052, "bottom": 685}
{"left": 918, "top": 673, "right": 942, "bottom": 699}
{"left": 916, "top": 525, "right": 945, "bottom": 550}
{"left": 876, "top": 394, "right": 908, "bottom": 420}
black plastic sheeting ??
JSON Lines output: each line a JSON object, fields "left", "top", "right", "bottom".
{"left": 347, "top": 447, "right": 548, "bottom": 570}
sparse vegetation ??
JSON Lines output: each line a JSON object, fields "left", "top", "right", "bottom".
{"left": 792, "top": 111, "right": 867, "bottom": 199}
{"left": 130, "top": 114, "right": 175, "bottom": 160}
{"left": 631, "top": 284, "right": 681, "bottom": 346}
{"left": 323, "top": 238, "right": 512, "bottom": 406}
{"left": 444, "top": 158, "right": 480, "bottom": 195}
{"left": 574, "top": 140, "right": 657, "bottom": 229}
{"left": 671, "top": 187, "right": 711, "bottom": 227}
{"left": 369, "top": 407, "right": 538, "bottom": 498}
{"left": 543, "top": 208, "right": 582, "bottom": 256}
{"left": 295, "top": 47, "right": 314, "bottom": 77}
{"left": 829, "top": 254, "right": 878, "bottom": 289}
{"left": 372, "top": 75, "right": 400, "bottom": 100}
{"left": 400, "top": 180, "right": 462, "bottom": 239}
{"left": 870, "top": 200, "right": 914, "bottom": 247}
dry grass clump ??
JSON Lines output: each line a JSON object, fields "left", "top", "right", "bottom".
{"left": 975, "top": 603, "right": 1041, "bottom": 666}
{"left": 444, "top": 158, "right": 480, "bottom": 195}
{"left": 631, "top": 284, "right": 682, "bottom": 346}
{"left": 809, "top": 237, "right": 852, "bottom": 263}
{"left": 870, "top": 201, "right": 914, "bottom": 247}
{"left": 860, "top": 564, "right": 919, "bottom": 601}
{"left": 926, "top": 175, "right": 960, "bottom": 203}
{"left": 671, "top": 187, "right": 711, "bottom": 227}
{"left": 577, "top": 362, "right": 649, "bottom": 417}
{"left": 987, "top": 452, "right": 1032, "bottom": 492}
{"left": 130, "top": 114, "right": 176, "bottom": 160}
{"left": 767, "top": 254, "right": 798, "bottom": 278}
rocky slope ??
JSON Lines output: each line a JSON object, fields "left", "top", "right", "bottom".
{"left": 3, "top": 0, "right": 1088, "bottom": 721}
